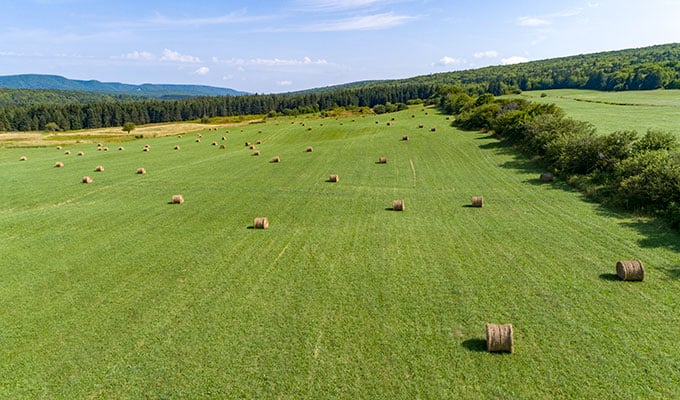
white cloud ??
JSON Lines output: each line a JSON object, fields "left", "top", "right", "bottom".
{"left": 501, "top": 56, "right": 530, "bottom": 65}
{"left": 194, "top": 66, "right": 210, "bottom": 75}
{"left": 300, "top": 13, "right": 417, "bottom": 32}
{"left": 123, "top": 51, "right": 154, "bottom": 61}
{"left": 278, "top": 80, "right": 293, "bottom": 86}
{"left": 296, "top": 0, "right": 386, "bottom": 11}
{"left": 435, "top": 56, "right": 465, "bottom": 67}
{"left": 160, "top": 48, "right": 200, "bottom": 63}
{"left": 517, "top": 16, "right": 551, "bottom": 27}
{"left": 474, "top": 50, "right": 498, "bottom": 58}
{"left": 220, "top": 56, "right": 329, "bottom": 67}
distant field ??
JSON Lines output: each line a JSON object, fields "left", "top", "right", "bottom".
{"left": 0, "top": 108, "right": 678, "bottom": 398}
{"left": 517, "top": 89, "right": 680, "bottom": 135}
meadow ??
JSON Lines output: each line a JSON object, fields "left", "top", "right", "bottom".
{"left": 519, "top": 89, "right": 680, "bottom": 135}
{"left": 0, "top": 106, "right": 678, "bottom": 398}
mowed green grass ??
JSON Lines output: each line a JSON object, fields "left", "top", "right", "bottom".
{"left": 518, "top": 89, "right": 680, "bottom": 135}
{"left": 0, "top": 109, "right": 679, "bottom": 399}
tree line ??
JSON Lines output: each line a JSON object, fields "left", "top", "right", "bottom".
{"left": 0, "top": 83, "right": 438, "bottom": 131}
{"left": 443, "top": 91, "right": 680, "bottom": 226}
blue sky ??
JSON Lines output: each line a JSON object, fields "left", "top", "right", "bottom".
{"left": 1, "top": 0, "right": 679, "bottom": 93}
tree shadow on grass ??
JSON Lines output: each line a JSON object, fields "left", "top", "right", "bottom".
{"left": 658, "top": 266, "right": 680, "bottom": 280}
{"left": 461, "top": 338, "right": 487, "bottom": 352}
{"left": 476, "top": 133, "right": 680, "bottom": 254}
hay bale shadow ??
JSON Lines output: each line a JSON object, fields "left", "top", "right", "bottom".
{"left": 246, "top": 225, "right": 255, "bottom": 229}
{"left": 599, "top": 273, "right": 621, "bottom": 281}
{"left": 385, "top": 207, "right": 396, "bottom": 211}
{"left": 461, "top": 338, "right": 487, "bottom": 352}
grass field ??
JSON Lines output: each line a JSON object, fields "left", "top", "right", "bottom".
{"left": 518, "top": 89, "right": 680, "bottom": 135}
{"left": 0, "top": 107, "right": 679, "bottom": 398}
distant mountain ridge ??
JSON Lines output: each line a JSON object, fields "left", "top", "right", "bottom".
{"left": 0, "top": 74, "right": 248, "bottom": 98}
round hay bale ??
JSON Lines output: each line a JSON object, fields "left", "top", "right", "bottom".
{"left": 97, "top": 143, "right": 102, "bottom": 147}
{"left": 212, "top": 141, "right": 218, "bottom": 146}
{"left": 245, "top": 142, "right": 251, "bottom": 147}
{"left": 171, "top": 194, "right": 184, "bottom": 204}
{"left": 329, "top": 174, "right": 339, "bottom": 182}
{"left": 56, "top": 146, "right": 63, "bottom": 150}
{"left": 219, "top": 144, "right": 226, "bottom": 150}
{"left": 82, "top": 176, "right": 93, "bottom": 184}
{"left": 616, "top": 260, "right": 645, "bottom": 281}
{"left": 486, "top": 323, "right": 514, "bottom": 353}
{"left": 143, "top": 147, "right": 150, "bottom": 152}
{"left": 402, "top": 135, "right": 409, "bottom": 141}
{"left": 118, "top": 146, "right": 125, "bottom": 151}
{"left": 418, "top": 124, "right": 423, "bottom": 128}
{"left": 55, "top": 162, "right": 64, "bottom": 168}
{"left": 271, "top": 156, "right": 281, "bottom": 163}
{"left": 431, "top": 127, "right": 436, "bottom": 132}
{"left": 195, "top": 139, "right": 201, "bottom": 143}
{"left": 103, "top": 147, "right": 109, "bottom": 151}
{"left": 252, "top": 150, "right": 261, "bottom": 156}
{"left": 378, "top": 156, "right": 387, "bottom": 164}
{"left": 386, "top": 122, "right": 391, "bottom": 126}
{"left": 222, "top": 136, "right": 227, "bottom": 141}
{"left": 97, "top": 147, "right": 103, "bottom": 151}
{"left": 174, "top": 145, "right": 180, "bottom": 150}
{"left": 136, "top": 168, "right": 146, "bottom": 174}
{"left": 253, "top": 217, "right": 269, "bottom": 229}
{"left": 540, "top": 172, "right": 554, "bottom": 182}
{"left": 471, "top": 196, "right": 484, "bottom": 207}
{"left": 64, "top": 150, "right": 71, "bottom": 155}
{"left": 306, "top": 146, "right": 313, "bottom": 152}
{"left": 95, "top": 165, "right": 104, "bottom": 172}
{"left": 256, "top": 140, "right": 262, "bottom": 144}
{"left": 249, "top": 145, "right": 256, "bottom": 150}
{"left": 392, "top": 199, "right": 405, "bottom": 211}
{"left": 198, "top": 134, "right": 203, "bottom": 138}
{"left": 77, "top": 151, "right": 85, "bottom": 156}
{"left": 19, "top": 156, "right": 27, "bottom": 161}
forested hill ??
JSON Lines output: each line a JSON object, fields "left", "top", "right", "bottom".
{"left": 301, "top": 42, "right": 680, "bottom": 95}
{"left": 0, "top": 74, "right": 248, "bottom": 99}
{"left": 3, "top": 43, "right": 680, "bottom": 132}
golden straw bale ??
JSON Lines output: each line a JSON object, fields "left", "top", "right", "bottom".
{"left": 329, "top": 174, "right": 339, "bottom": 182}
{"left": 253, "top": 217, "right": 269, "bottom": 229}
{"left": 136, "top": 168, "right": 146, "bottom": 174}
{"left": 392, "top": 199, "right": 405, "bottom": 211}
{"left": 95, "top": 165, "right": 104, "bottom": 172}
{"left": 378, "top": 157, "right": 387, "bottom": 164}
{"left": 471, "top": 196, "right": 484, "bottom": 207}
{"left": 271, "top": 156, "right": 281, "bottom": 163}
{"left": 306, "top": 146, "right": 313, "bottom": 152}
{"left": 82, "top": 176, "right": 93, "bottom": 183}
{"left": 171, "top": 194, "right": 184, "bottom": 204}
{"left": 616, "top": 260, "right": 645, "bottom": 281}
{"left": 19, "top": 156, "right": 27, "bottom": 161}
{"left": 55, "top": 162, "right": 64, "bottom": 168}
{"left": 486, "top": 323, "right": 514, "bottom": 353}
{"left": 77, "top": 151, "right": 85, "bottom": 156}
{"left": 402, "top": 135, "right": 409, "bottom": 141}
{"left": 253, "top": 151, "right": 260, "bottom": 156}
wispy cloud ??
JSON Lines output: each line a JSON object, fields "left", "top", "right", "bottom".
{"left": 501, "top": 56, "right": 530, "bottom": 65}
{"left": 295, "top": 0, "right": 389, "bottom": 12}
{"left": 298, "top": 12, "right": 417, "bottom": 32}
{"left": 145, "top": 11, "right": 272, "bottom": 27}
{"left": 517, "top": 16, "right": 551, "bottom": 27}
{"left": 193, "top": 66, "right": 210, "bottom": 75}
{"left": 434, "top": 56, "right": 466, "bottom": 67}
{"left": 277, "top": 80, "right": 293, "bottom": 86}
{"left": 160, "top": 49, "right": 200, "bottom": 63}
{"left": 220, "top": 56, "right": 329, "bottom": 67}
{"left": 474, "top": 50, "right": 498, "bottom": 58}
{"left": 122, "top": 51, "right": 154, "bottom": 61}
{"left": 518, "top": 3, "right": 599, "bottom": 27}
